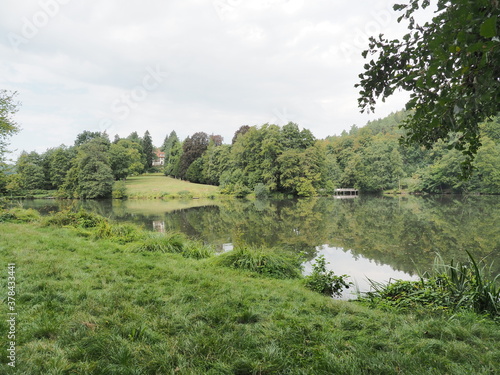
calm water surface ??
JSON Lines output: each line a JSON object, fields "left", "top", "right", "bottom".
{"left": 18, "top": 195, "right": 500, "bottom": 296}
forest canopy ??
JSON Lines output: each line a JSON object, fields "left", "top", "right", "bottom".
{"left": 3, "top": 112, "right": 500, "bottom": 198}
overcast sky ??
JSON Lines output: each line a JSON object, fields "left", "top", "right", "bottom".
{"left": 1, "top": 0, "right": 425, "bottom": 158}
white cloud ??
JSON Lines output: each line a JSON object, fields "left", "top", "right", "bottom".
{"left": 1, "top": 0, "right": 430, "bottom": 158}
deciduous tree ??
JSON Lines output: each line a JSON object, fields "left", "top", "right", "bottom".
{"left": 357, "top": 0, "right": 500, "bottom": 173}
{"left": 179, "top": 132, "right": 209, "bottom": 180}
{"left": 63, "top": 137, "right": 113, "bottom": 198}
{"left": 0, "top": 90, "right": 20, "bottom": 161}
{"left": 16, "top": 151, "right": 45, "bottom": 190}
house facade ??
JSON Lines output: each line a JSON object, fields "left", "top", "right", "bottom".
{"left": 152, "top": 149, "right": 165, "bottom": 166}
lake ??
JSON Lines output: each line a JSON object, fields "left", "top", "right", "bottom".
{"left": 15, "top": 195, "right": 500, "bottom": 297}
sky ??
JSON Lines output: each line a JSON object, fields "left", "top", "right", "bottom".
{"left": 1, "top": 0, "right": 426, "bottom": 159}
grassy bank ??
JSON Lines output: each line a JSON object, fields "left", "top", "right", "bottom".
{"left": 125, "top": 174, "right": 219, "bottom": 199}
{"left": 0, "top": 213, "right": 499, "bottom": 374}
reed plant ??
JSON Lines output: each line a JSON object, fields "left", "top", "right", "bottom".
{"left": 363, "top": 251, "right": 500, "bottom": 318}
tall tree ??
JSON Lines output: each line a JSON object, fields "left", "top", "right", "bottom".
{"left": 356, "top": 0, "right": 500, "bottom": 174}
{"left": 16, "top": 151, "right": 45, "bottom": 190}
{"left": 45, "top": 146, "right": 75, "bottom": 189}
{"left": 0, "top": 90, "right": 20, "bottom": 192}
{"left": 109, "top": 140, "right": 143, "bottom": 180}
{"left": 63, "top": 137, "right": 113, "bottom": 198}
{"left": 281, "top": 122, "right": 315, "bottom": 150}
{"left": 127, "top": 131, "right": 142, "bottom": 144}
{"left": 232, "top": 125, "right": 250, "bottom": 144}
{"left": 161, "top": 133, "right": 170, "bottom": 152}
{"left": 179, "top": 132, "right": 209, "bottom": 180}
{"left": 74, "top": 131, "right": 107, "bottom": 147}
{"left": 278, "top": 145, "right": 324, "bottom": 196}
{"left": 164, "top": 140, "right": 183, "bottom": 178}
{"left": 142, "top": 130, "right": 155, "bottom": 171}
{"left": 0, "top": 90, "right": 20, "bottom": 163}
{"left": 162, "top": 130, "right": 179, "bottom": 165}
{"left": 201, "top": 144, "right": 231, "bottom": 186}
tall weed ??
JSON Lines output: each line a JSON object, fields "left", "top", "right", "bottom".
{"left": 304, "top": 255, "right": 352, "bottom": 297}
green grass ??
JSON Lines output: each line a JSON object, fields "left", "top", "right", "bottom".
{"left": 125, "top": 173, "right": 219, "bottom": 199}
{"left": 0, "top": 215, "right": 499, "bottom": 374}
{"left": 212, "top": 246, "right": 303, "bottom": 279}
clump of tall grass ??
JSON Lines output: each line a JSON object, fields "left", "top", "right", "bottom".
{"left": 0, "top": 207, "right": 40, "bottom": 223}
{"left": 43, "top": 209, "right": 105, "bottom": 228}
{"left": 134, "top": 232, "right": 185, "bottom": 253}
{"left": 213, "top": 246, "right": 303, "bottom": 279}
{"left": 182, "top": 241, "right": 214, "bottom": 259}
{"left": 362, "top": 251, "right": 500, "bottom": 318}
{"left": 94, "top": 221, "right": 144, "bottom": 243}
{"left": 133, "top": 232, "right": 214, "bottom": 259}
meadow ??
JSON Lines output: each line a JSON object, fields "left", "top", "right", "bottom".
{"left": 124, "top": 174, "right": 219, "bottom": 199}
{"left": 0, "top": 209, "right": 499, "bottom": 374}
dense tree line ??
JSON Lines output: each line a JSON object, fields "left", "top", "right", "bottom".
{"left": 324, "top": 112, "right": 500, "bottom": 194}
{"left": 4, "top": 130, "right": 156, "bottom": 198}
{"left": 2, "top": 112, "right": 500, "bottom": 199}
{"left": 161, "top": 123, "right": 330, "bottom": 197}
{"left": 160, "top": 115, "right": 500, "bottom": 195}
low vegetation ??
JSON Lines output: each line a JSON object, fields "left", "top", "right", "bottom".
{"left": 361, "top": 252, "right": 500, "bottom": 319}
{"left": 304, "top": 255, "right": 353, "bottom": 298}
{"left": 0, "top": 208, "right": 499, "bottom": 373}
{"left": 212, "top": 246, "right": 303, "bottom": 279}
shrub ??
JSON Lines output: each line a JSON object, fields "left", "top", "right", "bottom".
{"left": 214, "top": 247, "right": 302, "bottom": 279}
{"left": 134, "top": 232, "right": 185, "bottom": 253}
{"left": 304, "top": 255, "right": 352, "bottom": 297}
{"left": 177, "top": 190, "right": 193, "bottom": 199}
{"left": 0, "top": 208, "right": 41, "bottom": 223}
{"left": 112, "top": 181, "right": 128, "bottom": 199}
{"left": 233, "top": 183, "right": 251, "bottom": 198}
